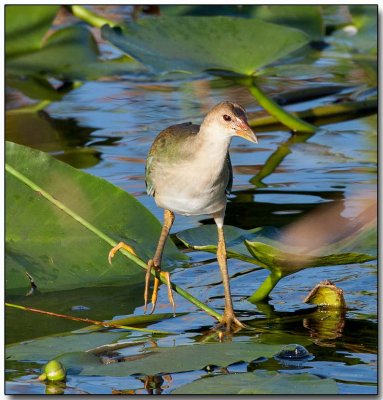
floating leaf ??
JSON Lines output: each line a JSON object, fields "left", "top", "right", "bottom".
{"left": 249, "top": 5, "right": 324, "bottom": 40}
{"left": 6, "top": 331, "right": 125, "bottom": 362}
{"left": 159, "top": 5, "right": 324, "bottom": 39}
{"left": 173, "top": 371, "right": 338, "bottom": 394}
{"left": 73, "top": 312, "right": 182, "bottom": 333}
{"left": 5, "top": 142, "right": 185, "bottom": 291}
{"left": 177, "top": 225, "right": 279, "bottom": 265}
{"left": 6, "top": 18, "right": 143, "bottom": 98}
{"left": 5, "top": 5, "right": 60, "bottom": 56}
{"left": 101, "top": 16, "right": 309, "bottom": 75}
{"left": 177, "top": 224, "right": 375, "bottom": 303}
{"left": 79, "top": 342, "right": 282, "bottom": 376}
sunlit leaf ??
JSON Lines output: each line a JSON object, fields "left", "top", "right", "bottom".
{"left": 5, "top": 142, "right": 185, "bottom": 291}
{"left": 173, "top": 371, "right": 338, "bottom": 394}
{"left": 102, "top": 16, "right": 309, "bottom": 75}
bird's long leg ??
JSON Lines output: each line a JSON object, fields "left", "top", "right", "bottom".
{"left": 213, "top": 211, "right": 245, "bottom": 332}
{"left": 144, "top": 209, "right": 175, "bottom": 314}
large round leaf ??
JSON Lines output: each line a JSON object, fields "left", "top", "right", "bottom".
{"left": 5, "top": 5, "right": 60, "bottom": 57}
{"left": 5, "top": 141, "right": 186, "bottom": 291}
{"left": 160, "top": 5, "right": 324, "bottom": 40}
{"left": 101, "top": 16, "right": 309, "bottom": 75}
{"left": 173, "top": 371, "right": 338, "bottom": 394}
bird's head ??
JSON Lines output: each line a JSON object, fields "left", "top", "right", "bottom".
{"left": 202, "top": 101, "right": 258, "bottom": 144}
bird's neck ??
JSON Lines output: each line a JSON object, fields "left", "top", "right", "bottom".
{"left": 197, "top": 122, "right": 232, "bottom": 160}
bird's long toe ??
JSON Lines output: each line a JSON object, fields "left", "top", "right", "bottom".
{"left": 144, "top": 259, "right": 155, "bottom": 314}
{"left": 160, "top": 271, "right": 175, "bottom": 316}
{"left": 215, "top": 312, "right": 247, "bottom": 334}
{"left": 108, "top": 242, "right": 137, "bottom": 264}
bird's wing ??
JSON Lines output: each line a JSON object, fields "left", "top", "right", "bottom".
{"left": 145, "top": 155, "right": 155, "bottom": 196}
{"left": 225, "top": 152, "right": 233, "bottom": 195}
{"left": 145, "top": 122, "right": 200, "bottom": 197}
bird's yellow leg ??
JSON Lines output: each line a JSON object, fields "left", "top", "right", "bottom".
{"left": 214, "top": 225, "right": 246, "bottom": 332}
{"left": 108, "top": 242, "right": 137, "bottom": 264}
{"left": 144, "top": 209, "right": 175, "bottom": 314}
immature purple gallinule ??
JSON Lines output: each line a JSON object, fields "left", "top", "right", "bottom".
{"left": 110, "top": 102, "right": 257, "bottom": 331}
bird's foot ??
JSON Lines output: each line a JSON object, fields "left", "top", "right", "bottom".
{"left": 214, "top": 311, "right": 247, "bottom": 335}
{"left": 144, "top": 260, "right": 175, "bottom": 316}
{"left": 108, "top": 242, "right": 137, "bottom": 264}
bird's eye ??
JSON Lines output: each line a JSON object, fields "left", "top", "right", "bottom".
{"left": 223, "top": 114, "right": 231, "bottom": 122}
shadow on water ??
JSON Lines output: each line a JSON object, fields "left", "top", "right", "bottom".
{"left": 5, "top": 283, "right": 145, "bottom": 344}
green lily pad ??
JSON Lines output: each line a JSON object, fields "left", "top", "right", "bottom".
{"left": 177, "top": 224, "right": 279, "bottom": 264}
{"left": 5, "top": 5, "right": 60, "bottom": 57}
{"left": 249, "top": 5, "right": 324, "bottom": 40}
{"left": 7, "top": 333, "right": 282, "bottom": 377}
{"left": 7, "top": 25, "right": 96, "bottom": 80}
{"left": 101, "top": 16, "right": 309, "bottom": 75}
{"left": 173, "top": 371, "right": 338, "bottom": 394}
{"left": 73, "top": 312, "right": 182, "bottom": 333}
{"left": 79, "top": 342, "right": 281, "bottom": 376}
{"left": 6, "top": 75, "right": 64, "bottom": 101}
{"left": 6, "top": 18, "right": 143, "bottom": 99}
{"left": 6, "top": 331, "right": 125, "bottom": 362}
{"left": 5, "top": 142, "right": 186, "bottom": 291}
{"left": 177, "top": 224, "right": 375, "bottom": 302}
{"left": 160, "top": 5, "right": 324, "bottom": 39}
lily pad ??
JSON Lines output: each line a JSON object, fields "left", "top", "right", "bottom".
{"left": 101, "top": 16, "right": 309, "bottom": 75}
{"left": 79, "top": 342, "right": 281, "bottom": 376}
{"left": 5, "top": 5, "right": 60, "bottom": 56}
{"left": 173, "top": 370, "right": 338, "bottom": 394}
{"left": 6, "top": 331, "right": 125, "bottom": 362}
{"left": 249, "top": 5, "right": 324, "bottom": 40}
{"left": 177, "top": 224, "right": 279, "bottom": 264}
{"left": 160, "top": 5, "right": 324, "bottom": 39}
{"left": 6, "top": 10, "right": 143, "bottom": 99}
{"left": 5, "top": 142, "right": 186, "bottom": 291}
{"left": 177, "top": 224, "right": 375, "bottom": 302}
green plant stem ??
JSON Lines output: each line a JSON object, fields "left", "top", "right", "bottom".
{"left": 247, "top": 272, "right": 282, "bottom": 304}
{"left": 248, "top": 81, "right": 317, "bottom": 133}
{"left": 5, "top": 303, "right": 171, "bottom": 334}
{"left": 6, "top": 100, "right": 52, "bottom": 115}
{"left": 249, "top": 98, "right": 377, "bottom": 129}
{"left": 5, "top": 164, "right": 221, "bottom": 321}
{"left": 69, "top": 5, "right": 118, "bottom": 28}
{"left": 250, "top": 131, "right": 314, "bottom": 187}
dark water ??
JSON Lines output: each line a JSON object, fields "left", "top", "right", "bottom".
{"left": 5, "top": 6, "right": 377, "bottom": 395}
